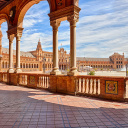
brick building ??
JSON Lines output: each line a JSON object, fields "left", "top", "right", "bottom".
{"left": 0, "top": 39, "right": 127, "bottom": 72}
{"left": 0, "top": 40, "right": 70, "bottom": 72}
{"left": 77, "top": 53, "right": 128, "bottom": 71}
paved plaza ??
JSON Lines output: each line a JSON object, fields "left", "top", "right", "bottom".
{"left": 0, "top": 83, "right": 128, "bottom": 128}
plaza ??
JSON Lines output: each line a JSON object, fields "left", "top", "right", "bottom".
{"left": 0, "top": 83, "right": 128, "bottom": 128}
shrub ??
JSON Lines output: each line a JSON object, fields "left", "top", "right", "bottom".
{"left": 89, "top": 71, "right": 95, "bottom": 75}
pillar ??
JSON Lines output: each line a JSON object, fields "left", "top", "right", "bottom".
{"left": 8, "top": 34, "right": 15, "bottom": 73}
{"left": 50, "top": 20, "right": 61, "bottom": 75}
{"left": 67, "top": 14, "right": 79, "bottom": 76}
{"left": 0, "top": 25, "right": 2, "bottom": 71}
{"left": 15, "top": 34, "right": 22, "bottom": 73}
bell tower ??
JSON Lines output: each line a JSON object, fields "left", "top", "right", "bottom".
{"left": 36, "top": 39, "right": 42, "bottom": 61}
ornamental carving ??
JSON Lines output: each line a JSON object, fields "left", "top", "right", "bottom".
{"left": 67, "top": 14, "right": 79, "bottom": 25}
{"left": 50, "top": 20, "right": 61, "bottom": 30}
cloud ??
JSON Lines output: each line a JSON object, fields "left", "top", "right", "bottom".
{"left": 1, "top": 0, "right": 128, "bottom": 59}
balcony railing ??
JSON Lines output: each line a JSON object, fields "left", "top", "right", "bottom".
{"left": 75, "top": 76, "right": 100, "bottom": 96}
{"left": 0, "top": 72, "right": 127, "bottom": 101}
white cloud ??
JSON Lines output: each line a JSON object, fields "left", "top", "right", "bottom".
{"left": 1, "top": 0, "right": 128, "bottom": 59}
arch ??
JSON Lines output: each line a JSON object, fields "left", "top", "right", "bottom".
{"left": 17, "top": 0, "right": 50, "bottom": 27}
{"left": 0, "top": 14, "right": 9, "bottom": 26}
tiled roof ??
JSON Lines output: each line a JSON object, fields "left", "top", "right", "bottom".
{"left": 110, "top": 53, "right": 122, "bottom": 57}
{"left": 2, "top": 47, "right": 36, "bottom": 58}
{"left": 77, "top": 57, "right": 110, "bottom": 61}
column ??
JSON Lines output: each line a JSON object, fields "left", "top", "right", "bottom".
{"left": 0, "top": 25, "right": 2, "bottom": 71}
{"left": 15, "top": 34, "right": 22, "bottom": 73}
{"left": 50, "top": 20, "right": 61, "bottom": 75}
{"left": 8, "top": 34, "right": 15, "bottom": 73}
{"left": 67, "top": 14, "right": 79, "bottom": 76}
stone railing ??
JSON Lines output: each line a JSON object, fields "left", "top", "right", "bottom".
{"left": 0, "top": 72, "right": 127, "bottom": 101}
{"left": 75, "top": 76, "right": 100, "bottom": 96}
{"left": 75, "top": 75, "right": 128, "bottom": 101}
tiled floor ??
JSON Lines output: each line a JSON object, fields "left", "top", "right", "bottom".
{"left": 0, "top": 83, "right": 128, "bottom": 128}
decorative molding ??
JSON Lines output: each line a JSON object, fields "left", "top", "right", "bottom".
{"left": 67, "top": 14, "right": 79, "bottom": 25}
{"left": 7, "top": 27, "right": 24, "bottom": 38}
{"left": 48, "top": 5, "right": 81, "bottom": 21}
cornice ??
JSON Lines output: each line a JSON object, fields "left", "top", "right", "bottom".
{"left": 7, "top": 26, "right": 24, "bottom": 37}
{"left": 48, "top": 5, "right": 81, "bottom": 21}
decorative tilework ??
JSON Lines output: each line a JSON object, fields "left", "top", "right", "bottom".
{"left": 105, "top": 81, "right": 118, "bottom": 95}
{"left": 30, "top": 76, "right": 35, "bottom": 85}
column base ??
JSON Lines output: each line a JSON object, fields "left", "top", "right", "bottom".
{"left": 15, "top": 68, "right": 22, "bottom": 73}
{"left": 8, "top": 68, "right": 14, "bottom": 73}
{"left": 67, "top": 68, "right": 78, "bottom": 76}
{"left": 50, "top": 70, "right": 61, "bottom": 75}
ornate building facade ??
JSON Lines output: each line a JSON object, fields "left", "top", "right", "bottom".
{"left": 77, "top": 53, "right": 127, "bottom": 71}
{"left": 0, "top": 39, "right": 128, "bottom": 72}
{"left": 0, "top": 40, "right": 70, "bottom": 72}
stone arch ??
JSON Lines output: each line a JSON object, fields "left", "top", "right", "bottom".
{"left": 0, "top": 14, "right": 9, "bottom": 26}
{"left": 17, "top": 0, "right": 50, "bottom": 28}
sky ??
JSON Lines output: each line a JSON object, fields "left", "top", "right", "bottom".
{"left": 1, "top": 0, "right": 128, "bottom": 58}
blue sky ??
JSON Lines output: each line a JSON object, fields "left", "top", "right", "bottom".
{"left": 1, "top": 0, "right": 128, "bottom": 58}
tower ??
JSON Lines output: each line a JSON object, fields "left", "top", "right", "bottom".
{"left": 36, "top": 39, "right": 42, "bottom": 61}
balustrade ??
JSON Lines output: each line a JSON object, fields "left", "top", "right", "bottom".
{"left": 0, "top": 72, "right": 127, "bottom": 101}
{"left": 38, "top": 75, "right": 49, "bottom": 89}
{"left": 76, "top": 76, "right": 100, "bottom": 96}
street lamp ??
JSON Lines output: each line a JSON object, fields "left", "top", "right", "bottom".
{"left": 43, "top": 57, "right": 46, "bottom": 73}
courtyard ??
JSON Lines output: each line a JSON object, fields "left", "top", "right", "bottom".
{"left": 0, "top": 83, "right": 128, "bottom": 128}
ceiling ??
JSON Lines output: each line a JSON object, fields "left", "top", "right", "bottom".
{"left": 0, "top": 0, "right": 11, "bottom": 10}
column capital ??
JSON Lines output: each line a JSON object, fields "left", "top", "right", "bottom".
{"left": 8, "top": 34, "right": 15, "bottom": 43}
{"left": 15, "top": 27, "right": 24, "bottom": 39}
{"left": 50, "top": 20, "right": 61, "bottom": 30}
{"left": 7, "top": 27, "right": 24, "bottom": 39}
{"left": 67, "top": 14, "right": 79, "bottom": 26}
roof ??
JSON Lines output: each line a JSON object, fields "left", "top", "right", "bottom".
{"left": 110, "top": 52, "right": 123, "bottom": 57}
{"left": 2, "top": 47, "right": 36, "bottom": 58}
{"left": 77, "top": 57, "right": 110, "bottom": 61}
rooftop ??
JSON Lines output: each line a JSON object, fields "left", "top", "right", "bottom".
{"left": 2, "top": 47, "right": 35, "bottom": 58}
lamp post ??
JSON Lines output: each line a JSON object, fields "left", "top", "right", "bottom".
{"left": 43, "top": 57, "right": 46, "bottom": 73}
